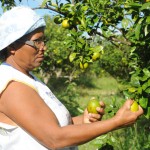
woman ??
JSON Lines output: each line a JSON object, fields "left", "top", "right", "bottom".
{"left": 0, "top": 6, "right": 143, "bottom": 150}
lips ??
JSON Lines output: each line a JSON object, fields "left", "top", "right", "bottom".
{"left": 38, "top": 55, "right": 44, "bottom": 58}
{"left": 36, "top": 55, "right": 44, "bottom": 62}
{"left": 37, "top": 54, "right": 44, "bottom": 58}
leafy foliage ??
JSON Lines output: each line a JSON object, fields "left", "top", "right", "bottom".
{"left": 39, "top": 0, "right": 150, "bottom": 118}
{"left": 1, "top": 0, "right": 150, "bottom": 148}
{"left": 0, "top": 0, "right": 17, "bottom": 11}
{"left": 1, "top": 0, "right": 150, "bottom": 117}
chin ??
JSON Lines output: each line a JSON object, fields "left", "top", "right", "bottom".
{"left": 36, "top": 62, "right": 43, "bottom": 67}
{"left": 29, "top": 63, "right": 41, "bottom": 71}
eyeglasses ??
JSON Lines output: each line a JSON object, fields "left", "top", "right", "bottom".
{"left": 18, "top": 36, "right": 47, "bottom": 51}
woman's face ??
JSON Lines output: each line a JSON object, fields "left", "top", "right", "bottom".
{"left": 9, "top": 28, "right": 47, "bottom": 71}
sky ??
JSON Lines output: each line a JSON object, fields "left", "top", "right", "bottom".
{"left": 0, "top": 0, "right": 66, "bottom": 16}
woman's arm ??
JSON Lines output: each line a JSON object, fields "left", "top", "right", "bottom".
{"left": 0, "top": 81, "right": 143, "bottom": 149}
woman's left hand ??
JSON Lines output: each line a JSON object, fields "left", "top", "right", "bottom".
{"left": 83, "top": 101, "right": 105, "bottom": 124}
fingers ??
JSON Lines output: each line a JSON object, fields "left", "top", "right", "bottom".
{"left": 126, "top": 99, "right": 144, "bottom": 115}
{"left": 88, "top": 113, "right": 101, "bottom": 122}
{"left": 96, "top": 101, "right": 105, "bottom": 115}
{"left": 99, "top": 101, "right": 105, "bottom": 109}
{"left": 92, "top": 101, "right": 105, "bottom": 121}
{"left": 96, "top": 107, "right": 105, "bottom": 114}
{"left": 136, "top": 105, "right": 144, "bottom": 116}
{"left": 85, "top": 100, "right": 105, "bottom": 123}
{"left": 124, "top": 99, "right": 134, "bottom": 108}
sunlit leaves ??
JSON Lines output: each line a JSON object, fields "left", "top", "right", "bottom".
{"left": 2, "top": 0, "right": 150, "bottom": 118}
{"left": 125, "top": 67, "right": 150, "bottom": 118}
{"left": 121, "top": 18, "right": 131, "bottom": 29}
{"left": 41, "top": 0, "right": 51, "bottom": 8}
{"left": 139, "top": 97, "right": 148, "bottom": 109}
{"left": 69, "top": 53, "right": 76, "bottom": 62}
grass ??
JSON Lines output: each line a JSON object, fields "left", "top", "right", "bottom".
{"left": 74, "top": 75, "right": 124, "bottom": 111}
{"left": 48, "top": 74, "right": 150, "bottom": 150}
{"left": 73, "top": 75, "right": 150, "bottom": 150}
{"left": 73, "top": 75, "right": 125, "bottom": 150}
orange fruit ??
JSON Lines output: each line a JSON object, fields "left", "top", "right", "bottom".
{"left": 87, "top": 99, "right": 100, "bottom": 114}
{"left": 83, "top": 62, "right": 89, "bottom": 69}
{"left": 62, "top": 19, "right": 70, "bottom": 29}
{"left": 130, "top": 101, "right": 139, "bottom": 112}
{"left": 92, "top": 52, "right": 100, "bottom": 61}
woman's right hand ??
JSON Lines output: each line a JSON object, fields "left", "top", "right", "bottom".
{"left": 114, "top": 99, "right": 144, "bottom": 127}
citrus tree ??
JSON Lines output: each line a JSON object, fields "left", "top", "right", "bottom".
{"left": 39, "top": 0, "right": 150, "bottom": 118}
{"left": 1, "top": 0, "right": 150, "bottom": 118}
{"left": 0, "top": 0, "right": 17, "bottom": 11}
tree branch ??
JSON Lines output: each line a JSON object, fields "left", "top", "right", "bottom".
{"left": 95, "top": 30, "right": 131, "bottom": 46}
{"left": 32, "top": 4, "right": 66, "bottom": 16}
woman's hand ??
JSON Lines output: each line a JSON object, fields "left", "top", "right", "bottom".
{"left": 83, "top": 101, "right": 105, "bottom": 124}
{"left": 114, "top": 99, "right": 144, "bottom": 127}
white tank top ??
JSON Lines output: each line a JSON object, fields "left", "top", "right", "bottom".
{"left": 0, "top": 63, "right": 78, "bottom": 150}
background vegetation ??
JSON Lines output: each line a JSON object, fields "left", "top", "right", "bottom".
{"left": 1, "top": 0, "right": 150, "bottom": 149}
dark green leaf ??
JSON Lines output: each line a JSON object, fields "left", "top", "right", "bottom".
{"left": 140, "top": 2, "right": 150, "bottom": 10}
{"left": 143, "top": 68, "right": 150, "bottom": 77}
{"left": 139, "top": 97, "right": 148, "bottom": 109}
{"left": 142, "top": 82, "right": 148, "bottom": 90}
{"left": 145, "top": 87, "right": 150, "bottom": 93}
{"left": 135, "top": 23, "right": 141, "bottom": 40}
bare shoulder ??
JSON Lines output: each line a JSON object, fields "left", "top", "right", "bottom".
{"left": 0, "top": 80, "right": 40, "bottom": 113}
{"left": 0, "top": 81, "right": 59, "bottom": 132}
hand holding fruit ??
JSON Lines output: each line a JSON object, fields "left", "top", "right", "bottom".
{"left": 84, "top": 99, "right": 105, "bottom": 123}
{"left": 114, "top": 99, "right": 143, "bottom": 127}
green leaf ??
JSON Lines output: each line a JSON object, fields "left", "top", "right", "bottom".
{"left": 142, "top": 82, "right": 148, "bottom": 90}
{"left": 77, "top": 107, "right": 84, "bottom": 113}
{"left": 145, "top": 107, "right": 150, "bottom": 119}
{"left": 139, "top": 97, "right": 148, "bottom": 109}
{"left": 128, "top": 87, "right": 137, "bottom": 93}
{"left": 81, "top": 6, "right": 89, "bottom": 12}
{"left": 41, "top": 0, "right": 50, "bottom": 7}
{"left": 129, "top": 3, "right": 142, "bottom": 7}
{"left": 111, "top": 136, "right": 117, "bottom": 143}
{"left": 135, "top": 23, "right": 141, "bottom": 40}
{"left": 146, "top": 16, "right": 150, "bottom": 24}
{"left": 137, "top": 87, "right": 142, "bottom": 94}
{"left": 143, "top": 68, "right": 150, "bottom": 77}
{"left": 148, "top": 79, "right": 150, "bottom": 86}
{"left": 77, "top": 42, "right": 83, "bottom": 48}
{"left": 140, "top": 2, "right": 150, "bottom": 10}
{"left": 81, "top": 16, "right": 86, "bottom": 28}
{"left": 69, "top": 53, "right": 76, "bottom": 62}
{"left": 131, "top": 76, "right": 140, "bottom": 87}
{"left": 121, "top": 18, "right": 131, "bottom": 29}
{"left": 144, "top": 25, "right": 148, "bottom": 36}
{"left": 123, "top": 90, "right": 131, "bottom": 99}
{"left": 90, "top": 45, "right": 104, "bottom": 53}
{"left": 145, "top": 87, "right": 150, "bottom": 93}
{"left": 140, "top": 75, "right": 149, "bottom": 81}
{"left": 78, "top": 38, "right": 85, "bottom": 44}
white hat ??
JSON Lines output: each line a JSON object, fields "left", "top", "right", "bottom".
{"left": 0, "top": 6, "right": 46, "bottom": 51}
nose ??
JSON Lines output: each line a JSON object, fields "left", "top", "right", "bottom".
{"left": 39, "top": 42, "right": 47, "bottom": 51}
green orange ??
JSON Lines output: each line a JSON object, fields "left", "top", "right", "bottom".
{"left": 83, "top": 62, "right": 89, "bottom": 69}
{"left": 92, "top": 52, "right": 100, "bottom": 61}
{"left": 80, "top": 62, "right": 89, "bottom": 69}
{"left": 130, "top": 101, "right": 139, "bottom": 112}
{"left": 87, "top": 99, "right": 100, "bottom": 114}
{"left": 62, "top": 19, "right": 70, "bottom": 29}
